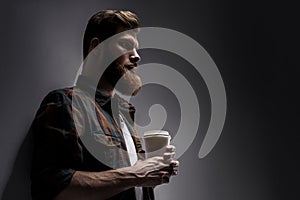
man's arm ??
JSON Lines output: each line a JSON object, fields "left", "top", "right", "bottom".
{"left": 54, "top": 169, "right": 134, "bottom": 200}
{"left": 55, "top": 149, "right": 178, "bottom": 200}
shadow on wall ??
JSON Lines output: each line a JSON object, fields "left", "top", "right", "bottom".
{"left": 1, "top": 131, "right": 33, "bottom": 200}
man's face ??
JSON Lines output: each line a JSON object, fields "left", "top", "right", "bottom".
{"left": 102, "top": 30, "right": 142, "bottom": 96}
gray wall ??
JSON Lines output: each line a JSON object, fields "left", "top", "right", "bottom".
{"left": 1, "top": 0, "right": 299, "bottom": 200}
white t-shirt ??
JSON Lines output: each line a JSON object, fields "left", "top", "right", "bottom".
{"left": 119, "top": 114, "right": 143, "bottom": 200}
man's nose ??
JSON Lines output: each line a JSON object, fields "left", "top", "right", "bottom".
{"left": 129, "top": 48, "right": 141, "bottom": 63}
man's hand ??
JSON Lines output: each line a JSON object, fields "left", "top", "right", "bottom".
{"left": 55, "top": 145, "right": 179, "bottom": 200}
{"left": 125, "top": 145, "right": 179, "bottom": 187}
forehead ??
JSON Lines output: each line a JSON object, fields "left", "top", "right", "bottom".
{"left": 117, "top": 31, "right": 139, "bottom": 46}
{"left": 114, "top": 26, "right": 139, "bottom": 44}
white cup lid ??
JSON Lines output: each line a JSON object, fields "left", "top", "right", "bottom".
{"left": 143, "top": 130, "right": 170, "bottom": 137}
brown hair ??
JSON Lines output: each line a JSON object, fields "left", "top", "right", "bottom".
{"left": 83, "top": 10, "right": 140, "bottom": 58}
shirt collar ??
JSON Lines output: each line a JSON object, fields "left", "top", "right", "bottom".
{"left": 75, "top": 75, "right": 136, "bottom": 115}
{"left": 76, "top": 75, "right": 111, "bottom": 106}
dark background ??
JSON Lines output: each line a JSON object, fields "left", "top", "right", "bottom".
{"left": 1, "top": 0, "right": 299, "bottom": 199}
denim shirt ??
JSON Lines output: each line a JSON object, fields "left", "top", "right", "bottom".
{"left": 30, "top": 75, "right": 153, "bottom": 200}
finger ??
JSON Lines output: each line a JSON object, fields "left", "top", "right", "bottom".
{"left": 163, "top": 152, "right": 175, "bottom": 161}
{"left": 166, "top": 164, "right": 179, "bottom": 176}
{"left": 165, "top": 145, "right": 176, "bottom": 153}
{"left": 170, "top": 160, "right": 179, "bottom": 167}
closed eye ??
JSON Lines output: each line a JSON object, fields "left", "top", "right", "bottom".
{"left": 119, "top": 40, "right": 134, "bottom": 51}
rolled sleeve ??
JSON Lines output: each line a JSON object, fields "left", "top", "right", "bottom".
{"left": 30, "top": 90, "right": 81, "bottom": 200}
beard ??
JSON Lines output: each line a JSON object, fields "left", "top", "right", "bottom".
{"left": 101, "top": 60, "right": 142, "bottom": 96}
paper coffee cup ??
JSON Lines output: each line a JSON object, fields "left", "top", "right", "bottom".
{"left": 143, "top": 130, "right": 171, "bottom": 158}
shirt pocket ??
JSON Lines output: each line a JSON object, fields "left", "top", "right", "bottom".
{"left": 92, "top": 131, "right": 129, "bottom": 168}
{"left": 93, "top": 131, "right": 122, "bottom": 147}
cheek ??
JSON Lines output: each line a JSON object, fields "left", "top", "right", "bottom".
{"left": 107, "top": 45, "right": 127, "bottom": 62}
{"left": 116, "top": 55, "right": 128, "bottom": 65}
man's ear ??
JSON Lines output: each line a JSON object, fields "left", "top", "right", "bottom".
{"left": 88, "top": 37, "right": 100, "bottom": 53}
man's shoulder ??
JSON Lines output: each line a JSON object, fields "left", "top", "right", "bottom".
{"left": 40, "top": 87, "right": 74, "bottom": 106}
{"left": 32, "top": 87, "right": 75, "bottom": 122}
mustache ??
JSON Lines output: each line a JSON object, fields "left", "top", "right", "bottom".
{"left": 124, "top": 63, "right": 138, "bottom": 70}
{"left": 114, "top": 60, "right": 138, "bottom": 71}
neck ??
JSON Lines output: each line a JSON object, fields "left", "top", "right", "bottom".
{"left": 97, "top": 77, "right": 115, "bottom": 97}
{"left": 81, "top": 68, "right": 115, "bottom": 97}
